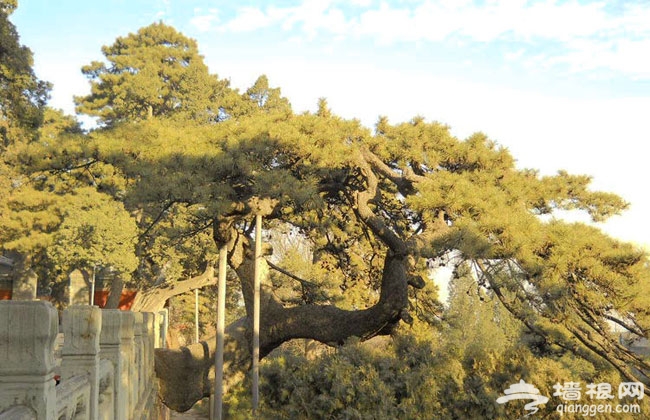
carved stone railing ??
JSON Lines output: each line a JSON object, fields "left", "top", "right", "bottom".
{"left": 0, "top": 301, "right": 167, "bottom": 420}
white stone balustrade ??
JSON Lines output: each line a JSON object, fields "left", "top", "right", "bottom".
{"left": 99, "top": 310, "right": 126, "bottom": 420}
{"left": 143, "top": 313, "right": 155, "bottom": 394}
{"left": 0, "top": 301, "right": 165, "bottom": 420}
{"left": 119, "top": 310, "right": 135, "bottom": 417}
{"left": 55, "top": 375, "right": 90, "bottom": 419}
{"left": 60, "top": 305, "right": 102, "bottom": 419}
{"left": 0, "top": 301, "right": 58, "bottom": 420}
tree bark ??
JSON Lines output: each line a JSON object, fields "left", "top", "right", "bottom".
{"left": 104, "top": 275, "right": 124, "bottom": 309}
{"left": 131, "top": 263, "right": 215, "bottom": 313}
{"left": 155, "top": 317, "right": 251, "bottom": 412}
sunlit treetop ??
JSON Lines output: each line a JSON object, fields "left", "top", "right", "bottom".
{"left": 74, "top": 22, "right": 240, "bottom": 126}
{"left": 0, "top": 0, "right": 16, "bottom": 14}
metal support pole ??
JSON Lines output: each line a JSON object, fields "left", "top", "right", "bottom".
{"left": 213, "top": 245, "right": 227, "bottom": 420}
{"left": 194, "top": 288, "right": 200, "bottom": 344}
{"left": 90, "top": 265, "right": 96, "bottom": 306}
{"left": 252, "top": 214, "right": 262, "bottom": 413}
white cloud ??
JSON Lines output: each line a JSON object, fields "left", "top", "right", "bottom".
{"left": 214, "top": 0, "right": 650, "bottom": 80}
{"left": 189, "top": 8, "right": 221, "bottom": 33}
{"left": 32, "top": 51, "right": 93, "bottom": 119}
{"left": 504, "top": 48, "right": 525, "bottom": 62}
{"left": 346, "top": 0, "right": 625, "bottom": 45}
{"left": 218, "top": 7, "right": 276, "bottom": 33}
{"left": 216, "top": 0, "right": 626, "bottom": 43}
{"left": 613, "top": 39, "right": 650, "bottom": 79}
{"left": 154, "top": 0, "right": 172, "bottom": 20}
{"left": 190, "top": 14, "right": 218, "bottom": 32}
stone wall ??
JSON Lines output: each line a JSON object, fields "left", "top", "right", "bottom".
{"left": 0, "top": 301, "right": 168, "bottom": 420}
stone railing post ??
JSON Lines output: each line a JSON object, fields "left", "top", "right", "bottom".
{"left": 143, "top": 313, "right": 155, "bottom": 390}
{"left": 153, "top": 311, "right": 162, "bottom": 348}
{"left": 100, "top": 310, "right": 127, "bottom": 420}
{"left": 133, "top": 312, "right": 144, "bottom": 410}
{"left": 119, "top": 311, "right": 135, "bottom": 418}
{"left": 139, "top": 313, "right": 148, "bottom": 395}
{"left": 60, "top": 305, "right": 101, "bottom": 420}
{"left": 142, "top": 312, "right": 157, "bottom": 419}
{"left": 0, "top": 301, "right": 58, "bottom": 420}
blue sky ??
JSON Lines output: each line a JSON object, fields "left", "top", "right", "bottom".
{"left": 11, "top": 0, "right": 650, "bottom": 247}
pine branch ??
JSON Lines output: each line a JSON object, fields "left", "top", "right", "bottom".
{"left": 266, "top": 260, "right": 318, "bottom": 288}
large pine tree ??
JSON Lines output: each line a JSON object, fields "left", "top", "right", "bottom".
{"left": 74, "top": 22, "right": 238, "bottom": 125}
{"left": 10, "top": 19, "right": 649, "bottom": 413}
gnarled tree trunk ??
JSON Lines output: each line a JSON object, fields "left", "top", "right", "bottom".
{"left": 104, "top": 275, "right": 123, "bottom": 309}
{"left": 154, "top": 231, "right": 419, "bottom": 412}
{"left": 154, "top": 151, "right": 432, "bottom": 412}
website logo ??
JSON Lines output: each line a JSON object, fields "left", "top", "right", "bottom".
{"left": 496, "top": 379, "right": 644, "bottom": 417}
{"left": 496, "top": 379, "right": 549, "bottom": 417}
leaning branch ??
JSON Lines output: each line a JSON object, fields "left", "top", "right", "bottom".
{"left": 266, "top": 260, "right": 318, "bottom": 288}
{"left": 131, "top": 263, "right": 216, "bottom": 313}
{"left": 351, "top": 155, "right": 407, "bottom": 254}
{"left": 139, "top": 200, "right": 176, "bottom": 240}
{"left": 360, "top": 148, "right": 415, "bottom": 196}
{"left": 50, "top": 158, "right": 99, "bottom": 174}
{"left": 477, "top": 259, "right": 650, "bottom": 395}
{"left": 603, "top": 314, "right": 646, "bottom": 337}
